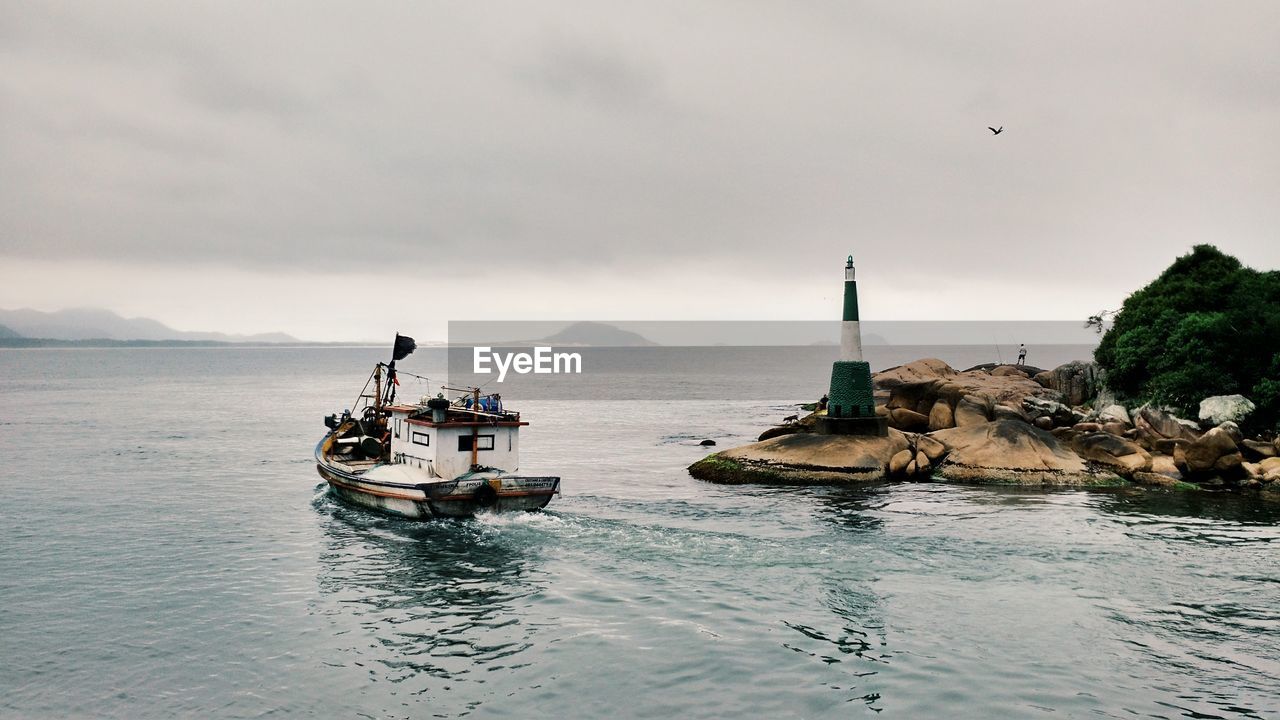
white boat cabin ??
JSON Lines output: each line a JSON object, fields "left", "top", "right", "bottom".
{"left": 384, "top": 398, "right": 525, "bottom": 480}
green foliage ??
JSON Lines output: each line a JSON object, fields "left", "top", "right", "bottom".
{"left": 1094, "top": 245, "right": 1280, "bottom": 431}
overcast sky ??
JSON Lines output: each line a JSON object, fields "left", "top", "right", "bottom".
{"left": 2, "top": 1, "right": 1277, "bottom": 341}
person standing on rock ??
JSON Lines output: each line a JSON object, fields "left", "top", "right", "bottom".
{"left": 1017, "top": 344, "right": 1027, "bottom": 366}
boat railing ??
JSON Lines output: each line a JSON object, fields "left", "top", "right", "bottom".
{"left": 447, "top": 406, "right": 521, "bottom": 422}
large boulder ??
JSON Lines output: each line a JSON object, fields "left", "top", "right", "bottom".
{"left": 1241, "top": 439, "right": 1277, "bottom": 461}
{"left": 757, "top": 410, "right": 821, "bottom": 441}
{"left": 1033, "top": 361, "right": 1101, "bottom": 406}
{"left": 993, "top": 404, "right": 1027, "bottom": 423}
{"left": 690, "top": 430, "right": 911, "bottom": 484}
{"left": 1072, "top": 433, "right": 1153, "bottom": 477}
{"left": 874, "top": 359, "right": 957, "bottom": 390}
{"left": 990, "top": 365, "right": 1029, "bottom": 378}
{"left": 954, "top": 394, "right": 992, "bottom": 427}
{"left": 1150, "top": 454, "right": 1182, "bottom": 478}
{"left": 886, "top": 379, "right": 945, "bottom": 414}
{"left": 1177, "top": 426, "right": 1244, "bottom": 478}
{"left": 1101, "top": 421, "right": 1130, "bottom": 437}
{"left": 888, "top": 448, "right": 933, "bottom": 478}
{"left": 913, "top": 433, "right": 948, "bottom": 463}
{"left": 1132, "top": 472, "right": 1184, "bottom": 488}
{"left": 1218, "top": 421, "right": 1244, "bottom": 444}
{"left": 1260, "top": 457, "right": 1280, "bottom": 483}
{"left": 928, "top": 400, "right": 955, "bottom": 431}
{"left": 879, "top": 362, "right": 1060, "bottom": 425}
{"left": 1133, "top": 404, "right": 1201, "bottom": 448}
{"left": 1022, "top": 396, "right": 1080, "bottom": 427}
{"left": 1198, "top": 395, "right": 1256, "bottom": 427}
{"left": 758, "top": 425, "right": 802, "bottom": 441}
{"left": 888, "top": 407, "right": 930, "bottom": 431}
{"left": 1097, "top": 404, "right": 1132, "bottom": 425}
{"left": 929, "top": 420, "right": 1119, "bottom": 485}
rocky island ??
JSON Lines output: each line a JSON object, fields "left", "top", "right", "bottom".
{"left": 691, "top": 246, "right": 1280, "bottom": 496}
{"left": 691, "top": 357, "right": 1277, "bottom": 493}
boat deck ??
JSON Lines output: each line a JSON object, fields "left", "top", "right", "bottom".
{"left": 326, "top": 457, "right": 380, "bottom": 473}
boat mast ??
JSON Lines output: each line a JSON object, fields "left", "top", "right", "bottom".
{"left": 471, "top": 387, "right": 480, "bottom": 469}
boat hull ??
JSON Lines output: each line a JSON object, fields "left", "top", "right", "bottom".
{"left": 316, "top": 447, "right": 559, "bottom": 519}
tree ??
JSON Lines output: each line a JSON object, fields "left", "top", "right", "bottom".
{"left": 1094, "top": 245, "right": 1280, "bottom": 431}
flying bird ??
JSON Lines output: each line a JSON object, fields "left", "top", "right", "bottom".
{"left": 988, "top": 126, "right": 1004, "bottom": 135}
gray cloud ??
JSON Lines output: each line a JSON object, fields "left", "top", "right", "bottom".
{"left": 522, "top": 35, "right": 660, "bottom": 109}
{"left": 1, "top": 0, "right": 1277, "bottom": 304}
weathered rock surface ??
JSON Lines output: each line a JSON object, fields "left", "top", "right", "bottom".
{"left": 690, "top": 430, "right": 910, "bottom": 485}
{"left": 758, "top": 425, "right": 802, "bottom": 441}
{"left": 913, "top": 434, "right": 948, "bottom": 463}
{"left": 1022, "top": 397, "right": 1080, "bottom": 428}
{"left": 888, "top": 447, "right": 933, "bottom": 478}
{"left": 1101, "top": 421, "right": 1129, "bottom": 437}
{"left": 1150, "top": 455, "right": 1182, "bottom": 479}
{"left": 929, "top": 420, "right": 1119, "bottom": 485}
{"left": 1260, "top": 457, "right": 1280, "bottom": 483}
{"left": 1033, "top": 361, "right": 1101, "bottom": 406}
{"left": 1198, "top": 394, "right": 1256, "bottom": 427}
{"left": 1134, "top": 404, "right": 1201, "bottom": 449}
{"left": 1132, "top": 471, "right": 1191, "bottom": 488}
{"left": 954, "top": 395, "right": 992, "bottom": 427}
{"left": 878, "top": 359, "right": 1060, "bottom": 434}
{"left": 1097, "top": 404, "right": 1132, "bottom": 425}
{"left": 1153, "top": 438, "right": 1191, "bottom": 456}
{"left": 990, "top": 365, "right": 1029, "bottom": 378}
{"left": 1178, "top": 426, "right": 1243, "bottom": 478}
{"left": 874, "top": 358, "right": 957, "bottom": 389}
{"left": 1218, "top": 421, "right": 1244, "bottom": 444}
{"left": 1241, "top": 439, "right": 1277, "bottom": 460}
{"left": 697, "top": 356, "right": 1280, "bottom": 496}
{"left": 889, "top": 449, "right": 913, "bottom": 476}
{"left": 888, "top": 407, "right": 930, "bottom": 432}
{"left": 993, "top": 404, "right": 1027, "bottom": 423}
{"left": 928, "top": 400, "right": 954, "bottom": 432}
{"left": 1071, "top": 433, "right": 1153, "bottom": 477}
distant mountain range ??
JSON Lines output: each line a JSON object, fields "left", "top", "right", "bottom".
{"left": 538, "top": 322, "right": 657, "bottom": 346}
{"left": 0, "top": 307, "right": 298, "bottom": 343}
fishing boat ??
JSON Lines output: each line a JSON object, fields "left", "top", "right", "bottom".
{"left": 315, "top": 334, "right": 560, "bottom": 518}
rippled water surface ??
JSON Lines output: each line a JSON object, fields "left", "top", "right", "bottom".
{"left": 2, "top": 348, "right": 1278, "bottom": 719}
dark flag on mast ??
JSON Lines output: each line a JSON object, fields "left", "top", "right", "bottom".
{"left": 386, "top": 333, "right": 416, "bottom": 404}
{"left": 392, "top": 333, "right": 416, "bottom": 362}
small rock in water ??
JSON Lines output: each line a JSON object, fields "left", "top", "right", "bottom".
{"left": 699, "top": 439, "right": 716, "bottom": 446}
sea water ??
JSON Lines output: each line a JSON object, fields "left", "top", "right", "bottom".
{"left": 1, "top": 347, "right": 1277, "bottom": 718}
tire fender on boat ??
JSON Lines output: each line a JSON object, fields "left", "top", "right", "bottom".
{"left": 473, "top": 481, "right": 498, "bottom": 508}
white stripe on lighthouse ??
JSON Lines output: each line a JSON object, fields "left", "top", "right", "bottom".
{"left": 840, "top": 320, "right": 863, "bottom": 361}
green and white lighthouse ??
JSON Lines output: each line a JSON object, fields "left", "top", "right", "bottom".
{"left": 818, "top": 255, "right": 887, "bottom": 436}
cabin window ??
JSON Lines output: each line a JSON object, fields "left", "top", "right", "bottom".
{"left": 458, "top": 434, "right": 494, "bottom": 452}
{"left": 412, "top": 431, "right": 430, "bottom": 447}
{"left": 394, "top": 418, "right": 403, "bottom": 439}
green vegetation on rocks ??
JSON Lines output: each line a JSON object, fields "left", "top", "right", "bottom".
{"left": 1094, "top": 245, "right": 1280, "bottom": 432}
